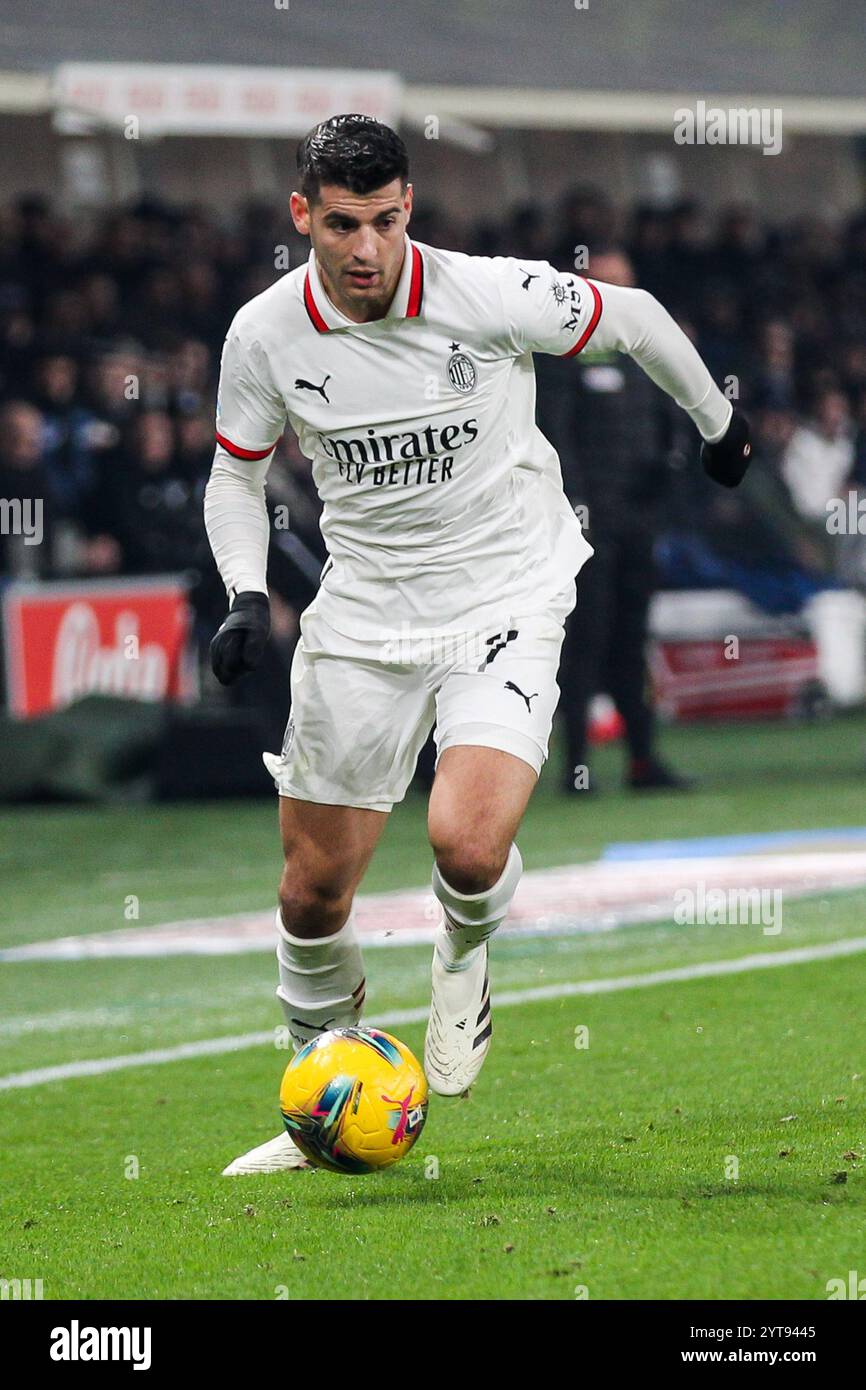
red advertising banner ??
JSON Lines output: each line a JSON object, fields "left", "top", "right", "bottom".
{"left": 2, "top": 577, "right": 195, "bottom": 718}
{"left": 649, "top": 637, "right": 819, "bottom": 721}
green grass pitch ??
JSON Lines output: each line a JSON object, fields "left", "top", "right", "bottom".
{"left": 1, "top": 717, "right": 865, "bottom": 1299}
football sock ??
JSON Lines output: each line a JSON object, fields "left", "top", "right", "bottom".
{"left": 432, "top": 842, "right": 523, "bottom": 972}
{"left": 275, "top": 906, "right": 366, "bottom": 1050}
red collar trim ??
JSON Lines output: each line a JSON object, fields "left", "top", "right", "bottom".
{"left": 405, "top": 243, "right": 424, "bottom": 318}
{"left": 303, "top": 241, "right": 424, "bottom": 333}
{"left": 303, "top": 271, "right": 330, "bottom": 333}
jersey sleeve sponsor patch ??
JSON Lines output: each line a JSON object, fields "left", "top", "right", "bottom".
{"left": 491, "top": 257, "right": 604, "bottom": 358}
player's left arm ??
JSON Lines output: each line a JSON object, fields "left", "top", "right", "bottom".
{"left": 584, "top": 279, "right": 750, "bottom": 488}
{"left": 492, "top": 259, "right": 750, "bottom": 488}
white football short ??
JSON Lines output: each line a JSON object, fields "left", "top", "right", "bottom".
{"left": 264, "top": 593, "right": 573, "bottom": 812}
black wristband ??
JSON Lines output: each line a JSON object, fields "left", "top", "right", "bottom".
{"left": 701, "top": 409, "right": 752, "bottom": 488}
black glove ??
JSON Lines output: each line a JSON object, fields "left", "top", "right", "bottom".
{"left": 701, "top": 408, "right": 752, "bottom": 488}
{"left": 210, "top": 591, "right": 270, "bottom": 685}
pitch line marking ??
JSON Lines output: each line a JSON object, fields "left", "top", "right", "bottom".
{"left": 2, "top": 935, "right": 865, "bottom": 1093}
{"left": 7, "top": 850, "right": 866, "bottom": 961}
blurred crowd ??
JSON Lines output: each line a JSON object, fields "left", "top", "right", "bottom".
{"left": 0, "top": 195, "right": 328, "bottom": 692}
{"left": 2, "top": 190, "right": 866, "bottom": 700}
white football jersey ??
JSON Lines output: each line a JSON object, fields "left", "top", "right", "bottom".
{"left": 214, "top": 235, "right": 599, "bottom": 638}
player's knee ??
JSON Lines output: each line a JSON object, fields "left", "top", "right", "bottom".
{"left": 278, "top": 865, "right": 351, "bottom": 936}
{"left": 432, "top": 840, "right": 508, "bottom": 895}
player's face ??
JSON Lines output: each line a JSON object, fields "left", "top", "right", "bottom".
{"left": 290, "top": 179, "right": 413, "bottom": 322}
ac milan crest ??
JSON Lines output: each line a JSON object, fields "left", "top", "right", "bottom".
{"left": 446, "top": 341, "right": 477, "bottom": 393}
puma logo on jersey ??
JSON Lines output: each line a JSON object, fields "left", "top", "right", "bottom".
{"left": 504, "top": 680, "right": 538, "bottom": 712}
{"left": 519, "top": 269, "right": 540, "bottom": 290}
{"left": 295, "top": 374, "right": 331, "bottom": 402}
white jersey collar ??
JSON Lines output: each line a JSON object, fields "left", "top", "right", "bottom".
{"left": 303, "top": 234, "right": 424, "bottom": 332}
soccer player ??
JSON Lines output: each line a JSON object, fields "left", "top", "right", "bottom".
{"left": 206, "top": 115, "right": 751, "bottom": 1173}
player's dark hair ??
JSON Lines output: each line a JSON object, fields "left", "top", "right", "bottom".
{"left": 297, "top": 114, "right": 409, "bottom": 203}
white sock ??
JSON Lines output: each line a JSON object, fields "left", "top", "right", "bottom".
{"left": 432, "top": 842, "right": 523, "bottom": 972}
{"left": 275, "top": 905, "right": 366, "bottom": 1049}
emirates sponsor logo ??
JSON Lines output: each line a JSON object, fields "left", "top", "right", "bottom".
{"left": 50, "top": 603, "right": 169, "bottom": 706}
{"left": 318, "top": 416, "right": 479, "bottom": 472}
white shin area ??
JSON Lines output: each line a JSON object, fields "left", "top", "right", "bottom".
{"left": 432, "top": 842, "right": 523, "bottom": 970}
{"left": 275, "top": 905, "right": 366, "bottom": 1048}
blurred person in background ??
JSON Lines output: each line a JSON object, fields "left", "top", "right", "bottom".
{"left": 666, "top": 199, "right": 712, "bottom": 309}
{"left": 782, "top": 386, "right": 866, "bottom": 706}
{"left": 30, "top": 353, "right": 99, "bottom": 518}
{"left": 695, "top": 281, "right": 749, "bottom": 388}
{"left": 0, "top": 400, "right": 55, "bottom": 579}
{"left": 83, "top": 345, "right": 144, "bottom": 442}
{"left": 169, "top": 338, "right": 214, "bottom": 418}
{"left": 78, "top": 271, "right": 123, "bottom": 341}
{"left": 551, "top": 186, "right": 616, "bottom": 272}
{"left": 175, "top": 409, "right": 218, "bottom": 483}
{"left": 81, "top": 409, "right": 208, "bottom": 577}
{"left": 130, "top": 266, "right": 185, "bottom": 350}
{"left": 713, "top": 203, "right": 766, "bottom": 282}
{"left": 178, "top": 261, "right": 225, "bottom": 348}
{"left": 752, "top": 319, "right": 798, "bottom": 409}
{"left": 853, "top": 387, "right": 866, "bottom": 483}
{"left": 782, "top": 387, "right": 856, "bottom": 520}
{"left": 0, "top": 296, "right": 37, "bottom": 398}
{"left": 545, "top": 247, "right": 694, "bottom": 793}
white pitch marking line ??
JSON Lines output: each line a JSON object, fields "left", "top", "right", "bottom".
{"left": 2, "top": 935, "right": 865, "bottom": 1092}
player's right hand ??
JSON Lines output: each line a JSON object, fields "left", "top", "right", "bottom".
{"left": 210, "top": 591, "right": 270, "bottom": 685}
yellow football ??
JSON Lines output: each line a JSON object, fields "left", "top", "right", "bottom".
{"left": 279, "top": 1026, "right": 428, "bottom": 1173}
